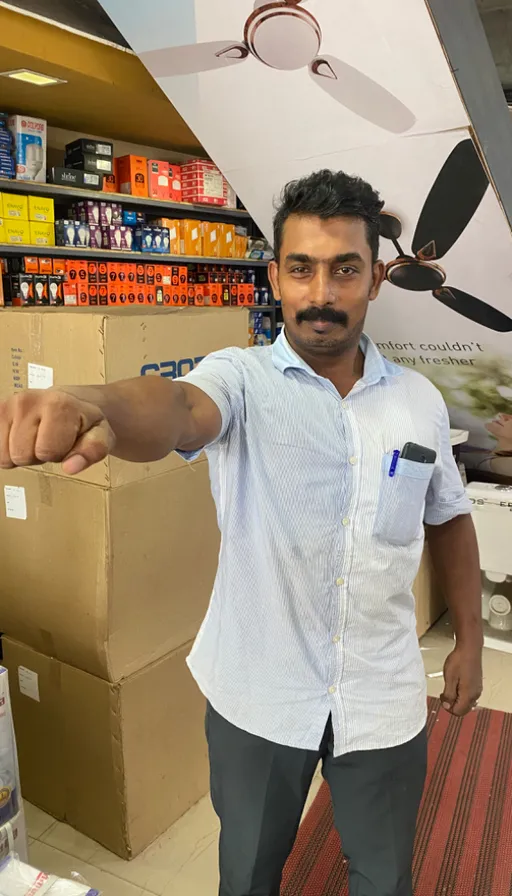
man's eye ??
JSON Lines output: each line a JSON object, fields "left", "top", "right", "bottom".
{"left": 335, "top": 266, "right": 356, "bottom": 276}
{"left": 290, "top": 267, "right": 309, "bottom": 275}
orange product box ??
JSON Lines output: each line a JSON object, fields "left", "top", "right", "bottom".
{"left": 63, "top": 280, "right": 78, "bottom": 307}
{"left": 220, "top": 284, "right": 230, "bottom": 306}
{"left": 169, "top": 220, "right": 180, "bottom": 255}
{"left": 234, "top": 234, "right": 248, "bottom": 259}
{"left": 238, "top": 283, "right": 255, "bottom": 306}
{"left": 87, "top": 261, "right": 98, "bottom": 284}
{"left": 220, "top": 224, "right": 235, "bottom": 259}
{"left": 38, "top": 257, "right": 53, "bottom": 275}
{"left": 107, "top": 263, "right": 119, "bottom": 305}
{"left": 145, "top": 264, "right": 156, "bottom": 287}
{"left": 98, "top": 261, "right": 108, "bottom": 284}
{"left": 179, "top": 266, "right": 188, "bottom": 287}
{"left": 194, "top": 285, "right": 206, "bottom": 306}
{"left": 103, "top": 158, "right": 119, "bottom": 193}
{"left": 77, "top": 281, "right": 90, "bottom": 307}
{"left": 180, "top": 220, "right": 202, "bottom": 257}
{"left": 136, "top": 284, "right": 146, "bottom": 305}
{"left": 201, "top": 222, "right": 222, "bottom": 258}
{"left": 99, "top": 284, "right": 109, "bottom": 306}
{"left": 117, "top": 155, "right": 148, "bottom": 198}
{"left": 136, "top": 263, "right": 145, "bottom": 285}
{"left": 146, "top": 284, "right": 156, "bottom": 306}
{"left": 147, "top": 160, "right": 170, "bottom": 200}
{"left": 52, "top": 259, "right": 66, "bottom": 276}
{"left": 168, "top": 165, "right": 182, "bottom": 202}
{"left": 88, "top": 283, "right": 99, "bottom": 306}
{"left": 228, "top": 284, "right": 239, "bottom": 306}
{"left": 65, "top": 259, "right": 88, "bottom": 286}
{"left": 209, "top": 283, "right": 222, "bottom": 307}
{"left": 171, "top": 266, "right": 180, "bottom": 287}
{"left": 179, "top": 291, "right": 187, "bottom": 306}
{"left": 20, "top": 257, "right": 39, "bottom": 275}
{"left": 187, "top": 286, "right": 195, "bottom": 306}
{"left": 171, "top": 291, "right": 180, "bottom": 306}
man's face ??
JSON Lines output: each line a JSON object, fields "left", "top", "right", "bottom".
{"left": 268, "top": 214, "right": 385, "bottom": 358}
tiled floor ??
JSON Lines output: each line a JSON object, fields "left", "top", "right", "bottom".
{"left": 25, "top": 615, "right": 512, "bottom": 895}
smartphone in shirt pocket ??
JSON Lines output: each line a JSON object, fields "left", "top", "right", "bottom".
{"left": 374, "top": 442, "right": 437, "bottom": 546}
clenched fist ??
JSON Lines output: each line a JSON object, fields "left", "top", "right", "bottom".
{"left": 0, "top": 389, "right": 116, "bottom": 475}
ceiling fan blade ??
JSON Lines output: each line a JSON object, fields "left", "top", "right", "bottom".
{"left": 309, "top": 55, "right": 416, "bottom": 133}
{"left": 139, "top": 41, "right": 249, "bottom": 79}
{"left": 412, "top": 139, "right": 489, "bottom": 261}
{"left": 433, "top": 287, "right": 512, "bottom": 333}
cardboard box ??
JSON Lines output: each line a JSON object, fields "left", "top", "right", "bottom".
{"left": 29, "top": 222, "right": 55, "bottom": 247}
{"left": 168, "top": 164, "right": 182, "bottom": 202}
{"left": 0, "top": 217, "right": 5, "bottom": 243}
{"left": 0, "top": 307, "right": 249, "bottom": 485}
{"left": 147, "top": 160, "right": 170, "bottom": 199}
{"left": 8, "top": 115, "right": 46, "bottom": 184}
{"left": 2, "top": 193, "right": 28, "bottom": 219}
{"left": 27, "top": 196, "right": 54, "bottom": 223}
{"left": 201, "top": 222, "right": 222, "bottom": 258}
{"left": 3, "top": 221, "right": 30, "bottom": 245}
{"left": 117, "top": 155, "right": 148, "bottom": 197}
{"left": 3, "top": 638, "right": 209, "bottom": 859}
{"left": 180, "top": 219, "right": 202, "bottom": 256}
{"left": 0, "top": 461, "right": 219, "bottom": 681}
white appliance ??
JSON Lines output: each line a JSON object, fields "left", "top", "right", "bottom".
{"left": 466, "top": 481, "right": 512, "bottom": 653}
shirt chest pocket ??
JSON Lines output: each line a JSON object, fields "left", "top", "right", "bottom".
{"left": 373, "top": 454, "right": 435, "bottom": 546}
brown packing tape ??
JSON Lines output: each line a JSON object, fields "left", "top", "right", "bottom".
{"left": 38, "top": 475, "right": 53, "bottom": 508}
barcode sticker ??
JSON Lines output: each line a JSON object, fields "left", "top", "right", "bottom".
{"left": 28, "top": 363, "right": 53, "bottom": 390}
{"left": 18, "top": 667, "right": 40, "bottom": 702}
{"left": 4, "top": 486, "right": 27, "bottom": 520}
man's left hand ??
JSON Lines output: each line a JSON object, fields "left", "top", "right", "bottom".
{"left": 441, "top": 645, "right": 483, "bottom": 717}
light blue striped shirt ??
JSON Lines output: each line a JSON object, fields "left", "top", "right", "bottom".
{"left": 179, "top": 332, "right": 471, "bottom": 756}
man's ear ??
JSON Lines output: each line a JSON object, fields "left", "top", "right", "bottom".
{"left": 369, "top": 260, "right": 386, "bottom": 302}
{"left": 268, "top": 260, "right": 280, "bottom": 301}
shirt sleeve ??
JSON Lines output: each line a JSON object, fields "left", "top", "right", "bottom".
{"left": 175, "top": 347, "right": 245, "bottom": 461}
{"left": 424, "top": 398, "right": 472, "bottom": 526}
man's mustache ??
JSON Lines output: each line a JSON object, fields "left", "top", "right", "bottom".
{"left": 296, "top": 306, "right": 348, "bottom": 326}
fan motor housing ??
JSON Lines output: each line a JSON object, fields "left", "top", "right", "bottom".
{"left": 245, "top": 2, "right": 321, "bottom": 70}
{"left": 386, "top": 258, "right": 446, "bottom": 292}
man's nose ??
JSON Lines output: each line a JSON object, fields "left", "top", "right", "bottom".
{"left": 309, "top": 269, "right": 333, "bottom": 305}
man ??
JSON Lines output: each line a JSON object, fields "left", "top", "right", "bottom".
{"left": 0, "top": 169, "right": 482, "bottom": 896}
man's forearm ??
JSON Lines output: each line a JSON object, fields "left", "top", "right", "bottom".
{"left": 426, "top": 514, "right": 483, "bottom": 650}
{"left": 58, "top": 377, "right": 195, "bottom": 463}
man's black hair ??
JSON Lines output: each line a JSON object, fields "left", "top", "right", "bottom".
{"left": 273, "top": 168, "right": 384, "bottom": 264}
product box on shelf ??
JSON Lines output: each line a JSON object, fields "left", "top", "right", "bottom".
{"left": 3, "top": 637, "right": 208, "bottom": 859}
{"left": 201, "top": 221, "right": 222, "bottom": 258}
{"left": 29, "top": 222, "right": 55, "bottom": 247}
{"left": 8, "top": 115, "right": 47, "bottom": 184}
{"left": 103, "top": 158, "right": 119, "bottom": 194}
{"left": 0, "top": 307, "right": 249, "bottom": 486}
{"left": 3, "top": 221, "right": 30, "bottom": 245}
{"left": 180, "top": 219, "right": 202, "bottom": 256}
{"left": 1, "top": 193, "right": 28, "bottom": 219}
{"left": 75, "top": 200, "right": 100, "bottom": 225}
{"left": 49, "top": 167, "right": 102, "bottom": 191}
{"left": 0, "top": 218, "right": 5, "bottom": 243}
{"left": 27, "top": 196, "right": 54, "bottom": 223}
{"left": 0, "top": 461, "right": 218, "bottom": 680}
{"left": 117, "top": 155, "right": 148, "bottom": 197}
{"left": 168, "top": 164, "right": 182, "bottom": 202}
{"left": 147, "top": 159, "right": 170, "bottom": 199}
{"left": 65, "top": 150, "right": 113, "bottom": 176}
{"left": 66, "top": 138, "right": 113, "bottom": 158}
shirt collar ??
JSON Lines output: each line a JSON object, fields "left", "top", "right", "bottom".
{"left": 271, "top": 329, "right": 403, "bottom": 386}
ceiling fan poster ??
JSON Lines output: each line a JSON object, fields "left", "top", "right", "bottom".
{"left": 100, "top": 0, "right": 512, "bottom": 480}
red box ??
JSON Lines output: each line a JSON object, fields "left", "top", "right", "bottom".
{"left": 99, "top": 284, "right": 108, "bottom": 306}
{"left": 145, "top": 264, "right": 156, "bottom": 287}
{"left": 168, "top": 164, "right": 182, "bottom": 203}
{"left": 194, "top": 285, "right": 206, "bottom": 306}
{"left": 88, "top": 283, "right": 99, "bottom": 306}
{"left": 147, "top": 160, "right": 170, "bottom": 200}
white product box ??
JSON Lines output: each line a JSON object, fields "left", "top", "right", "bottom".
{"left": 0, "top": 668, "right": 21, "bottom": 829}
{"left": 8, "top": 115, "right": 47, "bottom": 184}
{"left": 0, "top": 809, "right": 28, "bottom": 864}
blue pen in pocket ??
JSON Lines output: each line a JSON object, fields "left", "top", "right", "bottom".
{"left": 388, "top": 449, "right": 400, "bottom": 478}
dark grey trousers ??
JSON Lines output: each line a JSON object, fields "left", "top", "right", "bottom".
{"left": 206, "top": 704, "right": 427, "bottom": 896}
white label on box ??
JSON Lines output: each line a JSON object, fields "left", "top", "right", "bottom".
{"left": 4, "top": 486, "right": 27, "bottom": 520}
{"left": 169, "top": 227, "right": 177, "bottom": 240}
{"left": 97, "top": 159, "right": 112, "bottom": 172}
{"left": 226, "top": 231, "right": 233, "bottom": 243}
{"left": 18, "top": 667, "right": 40, "bottom": 702}
{"left": 192, "top": 228, "right": 198, "bottom": 241}
{"left": 28, "top": 363, "right": 53, "bottom": 390}
{"left": 211, "top": 229, "right": 217, "bottom": 242}
{"left": 97, "top": 144, "right": 112, "bottom": 156}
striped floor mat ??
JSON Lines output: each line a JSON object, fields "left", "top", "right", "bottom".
{"left": 282, "top": 698, "right": 512, "bottom": 895}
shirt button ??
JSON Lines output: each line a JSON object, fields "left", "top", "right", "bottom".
{"left": 332, "top": 635, "right": 341, "bottom": 644}
{"left": 336, "top": 577, "right": 344, "bottom": 586}
{"left": 328, "top": 685, "right": 336, "bottom": 694}
{"left": 341, "top": 401, "right": 349, "bottom": 410}
{"left": 349, "top": 456, "right": 358, "bottom": 465}
{"left": 342, "top": 518, "right": 350, "bottom": 527}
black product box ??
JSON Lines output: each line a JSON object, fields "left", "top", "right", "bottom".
{"left": 49, "top": 167, "right": 102, "bottom": 191}
{"left": 65, "top": 152, "right": 113, "bottom": 176}
{"left": 9, "top": 274, "right": 34, "bottom": 306}
{"left": 48, "top": 276, "right": 64, "bottom": 306}
{"left": 65, "top": 138, "right": 113, "bottom": 158}
{"left": 34, "top": 275, "right": 49, "bottom": 306}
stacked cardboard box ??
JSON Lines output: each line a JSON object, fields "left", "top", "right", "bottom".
{"left": 0, "top": 307, "right": 249, "bottom": 858}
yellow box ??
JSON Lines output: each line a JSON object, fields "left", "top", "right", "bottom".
{"left": 0, "top": 194, "right": 3, "bottom": 218}
{"left": 4, "top": 220, "right": 31, "bottom": 245}
{"left": 30, "top": 221, "right": 55, "bottom": 247}
{"left": 28, "top": 196, "right": 55, "bottom": 224}
{"left": 3, "top": 193, "right": 29, "bottom": 220}
{"left": 0, "top": 217, "right": 5, "bottom": 243}
{"left": 201, "top": 222, "right": 221, "bottom": 258}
